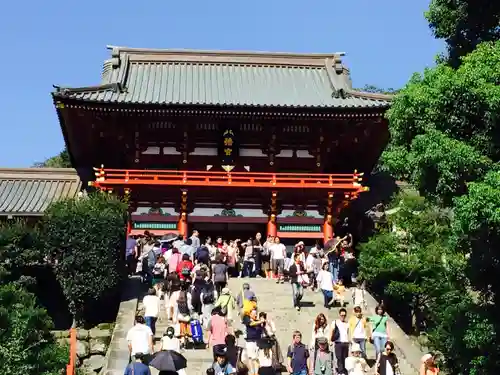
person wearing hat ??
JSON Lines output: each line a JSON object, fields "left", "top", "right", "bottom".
{"left": 214, "top": 287, "right": 236, "bottom": 323}
{"left": 312, "top": 337, "right": 334, "bottom": 375}
{"left": 294, "top": 242, "right": 306, "bottom": 264}
{"left": 237, "top": 283, "right": 257, "bottom": 309}
{"left": 212, "top": 345, "right": 236, "bottom": 375}
{"left": 420, "top": 353, "right": 439, "bottom": 375}
{"left": 344, "top": 343, "right": 369, "bottom": 375}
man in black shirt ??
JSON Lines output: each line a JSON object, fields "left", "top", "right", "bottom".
{"left": 286, "top": 331, "right": 309, "bottom": 375}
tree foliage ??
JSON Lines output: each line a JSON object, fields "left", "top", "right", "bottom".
{"left": 452, "top": 170, "right": 500, "bottom": 305}
{"left": 426, "top": 0, "right": 500, "bottom": 67}
{"left": 355, "top": 84, "right": 400, "bottom": 95}
{"left": 0, "top": 221, "right": 43, "bottom": 287}
{"left": 368, "top": 4, "right": 500, "bottom": 373}
{"left": 42, "top": 193, "right": 128, "bottom": 326}
{"left": 359, "top": 193, "right": 464, "bottom": 333}
{"left": 34, "top": 147, "right": 72, "bottom": 168}
{"left": 0, "top": 284, "right": 67, "bottom": 375}
{"left": 381, "top": 41, "right": 500, "bottom": 203}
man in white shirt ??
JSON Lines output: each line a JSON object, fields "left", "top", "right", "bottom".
{"left": 126, "top": 315, "right": 154, "bottom": 360}
{"left": 270, "top": 237, "right": 287, "bottom": 283}
{"left": 331, "top": 308, "right": 349, "bottom": 375}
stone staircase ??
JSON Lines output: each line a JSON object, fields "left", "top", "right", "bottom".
{"left": 137, "top": 278, "right": 420, "bottom": 374}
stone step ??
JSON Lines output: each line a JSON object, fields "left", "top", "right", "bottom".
{"left": 138, "top": 278, "right": 417, "bottom": 375}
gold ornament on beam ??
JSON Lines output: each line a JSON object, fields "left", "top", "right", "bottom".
{"left": 222, "top": 165, "right": 235, "bottom": 172}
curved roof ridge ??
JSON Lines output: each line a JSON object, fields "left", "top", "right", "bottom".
{"left": 106, "top": 45, "right": 346, "bottom": 59}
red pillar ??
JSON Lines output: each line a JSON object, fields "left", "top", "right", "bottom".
{"left": 323, "top": 217, "right": 333, "bottom": 242}
{"left": 267, "top": 215, "right": 277, "bottom": 237}
{"left": 177, "top": 214, "right": 188, "bottom": 238}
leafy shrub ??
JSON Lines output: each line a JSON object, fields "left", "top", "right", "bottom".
{"left": 42, "top": 193, "right": 128, "bottom": 326}
{"left": 0, "top": 220, "right": 43, "bottom": 287}
{"left": 0, "top": 283, "right": 67, "bottom": 375}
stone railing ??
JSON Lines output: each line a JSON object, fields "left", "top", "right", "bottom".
{"left": 100, "top": 277, "right": 142, "bottom": 375}
{"left": 52, "top": 324, "right": 113, "bottom": 374}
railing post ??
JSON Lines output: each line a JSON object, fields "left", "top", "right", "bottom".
{"left": 66, "top": 327, "right": 76, "bottom": 375}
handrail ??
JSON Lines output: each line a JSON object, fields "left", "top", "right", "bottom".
{"left": 92, "top": 168, "right": 365, "bottom": 190}
{"left": 66, "top": 328, "right": 76, "bottom": 375}
{"left": 105, "top": 173, "right": 356, "bottom": 182}
{"left": 96, "top": 167, "right": 362, "bottom": 178}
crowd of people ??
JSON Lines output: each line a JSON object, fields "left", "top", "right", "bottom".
{"left": 123, "top": 229, "right": 440, "bottom": 375}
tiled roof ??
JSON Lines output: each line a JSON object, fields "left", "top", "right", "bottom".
{"left": 53, "top": 46, "right": 391, "bottom": 109}
{"left": 0, "top": 168, "right": 82, "bottom": 216}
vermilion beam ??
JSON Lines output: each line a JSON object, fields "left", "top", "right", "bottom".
{"left": 91, "top": 168, "right": 367, "bottom": 192}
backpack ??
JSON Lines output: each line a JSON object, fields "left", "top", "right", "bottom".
{"left": 202, "top": 285, "right": 215, "bottom": 304}
{"left": 196, "top": 246, "right": 210, "bottom": 263}
{"left": 191, "top": 284, "right": 202, "bottom": 306}
{"left": 180, "top": 262, "right": 191, "bottom": 277}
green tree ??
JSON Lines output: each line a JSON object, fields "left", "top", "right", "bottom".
{"left": 359, "top": 193, "right": 463, "bottom": 333}
{"left": 381, "top": 41, "right": 500, "bottom": 202}
{"left": 425, "top": 171, "right": 500, "bottom": 374}
{"left": 34, "top": 147, "right": 72, "bottom": 168}
{"left": 42, "top": 193, "right": 127, "bottom": 326}
{"left": 426, "top": 0, "right": 500, "bottom": 67}
{"left": 0, "top": 283, "right": 67, "bottom": 375}
{"left": 453, "top": 170, "right": 500, "bottom": 304}
{"left": 0, "top": 221, "right": 43, "bottom": 287}
{"left": 382, "top": 130, "right": 493, "bottom": 205}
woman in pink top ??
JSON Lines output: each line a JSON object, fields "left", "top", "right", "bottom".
{"left": 168, "top": 248, "right": 182, "bottom": 274}
{"left": 207, "top": 306, "right": 228, "bottom": 358}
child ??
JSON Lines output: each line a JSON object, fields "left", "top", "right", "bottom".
{"left": 352, "top": 281, "right": 368, "bottom": 311}
{"left": 152, "top": 256, "right": 166, "bottom": 286}
{"left": 160, "top": 326, "right": 181, "bottom": 352}
{"left": 333, "top": 280, "right": 345, "bottom": 306}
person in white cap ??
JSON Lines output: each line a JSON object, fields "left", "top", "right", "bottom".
{"left": 344, "top": 343, "right": 369, "bottom": 375}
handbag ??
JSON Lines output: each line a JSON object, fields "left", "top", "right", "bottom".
{"left": 331, "top": 320, "right": 340, "bottom": 342}
{"left": 236, "top": 346, "right": 248, "bottom": 372}
{"left": 298, "top": 274, "right": 309, "bottom": 286}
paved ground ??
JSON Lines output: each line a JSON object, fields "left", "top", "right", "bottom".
{"left": 138, "top": 277, "right": 419, "bottom": 375}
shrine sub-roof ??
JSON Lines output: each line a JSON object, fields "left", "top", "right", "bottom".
{"left": 52, "top": 46, "right": 391, "bottom": 109}
{"left": 0, "top": 168, "right": 82, "bottom": 217}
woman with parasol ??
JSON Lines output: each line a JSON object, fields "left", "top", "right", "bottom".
{"left": 149, "top": 349, "right": 187, "bottom": 374}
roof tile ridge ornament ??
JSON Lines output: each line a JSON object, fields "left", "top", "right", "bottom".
{"left": 323, "top": 57, "right": 350, "bottom": 99}
{"left": 52, "top": 82, "right": 124, "bottom": 95}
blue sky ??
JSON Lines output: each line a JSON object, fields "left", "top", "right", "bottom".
{"left": 0, "top": 0, "right": 442, "bottom": 167}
